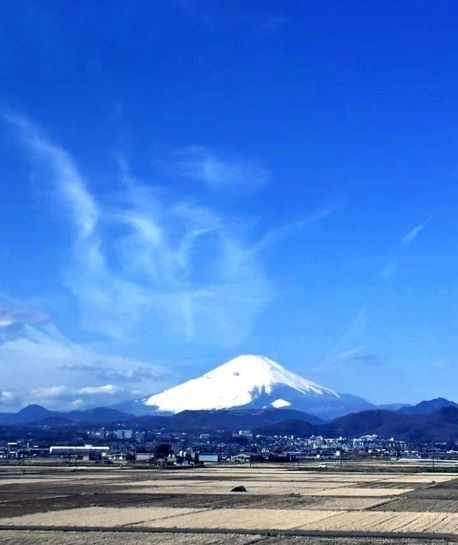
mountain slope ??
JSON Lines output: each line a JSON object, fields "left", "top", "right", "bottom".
{"left": 328, "top": 407, "right": 458, "bottom": 442}
{"left": 378, "top": 403, "right": 411, "bottom": 411}
{"left": 0, "top": 404, "right": 63, "bottom": 425}
{"left": 0, "top": 405, "right": 132, "bottom": 425}
{"left": 256, "top": 418, "right": 318, "bottom": 437}
{"left": 167, "top": 408, "right": 323, "bottom": 430}
{"left": 141, "top": 354, "right": 373, "bottom": 419}
{"left": 255, "top": 407, "right": 458, "bottom": 442}
{"left": 397, "top": 398, "right": 458, "bottom": 415}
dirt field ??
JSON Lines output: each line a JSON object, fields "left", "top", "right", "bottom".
{"left": 0, "top": 531, "right": 456, "bottom": 545}
{"left": 0, "top": 463, "right": 456, "bottom": 544}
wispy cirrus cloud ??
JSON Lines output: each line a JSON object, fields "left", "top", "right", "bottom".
{"left": 3, "top": 113, "right": 338, "bottom": 349}
{"left": 157, "top": 145, "right": 271, "bottom": 191}
{"left": 322, "top": 305, "right": 368, "bottom": 366}
{"left": 334, "top": 344, "right": 367, "bottom": 361}
{"left": 1, "top": 112, "right": 99, "bottom": 240}
{"left": 0, "top": 297, "right": 50, "bottom": 332}
{"left": 2, "top": 114, "right": 275, "bottom": 348}
{"left": 325, "top": 217, "right": 432, "bottom": 370}
{"left": 254, "top": 201, "right": 342, "bottom": 253}
{"left": 401, "top": 217, "right": 432, "bottom": 246}
{"left": 322, "top": 217, "right": 432, "bottom": 371}
{"left": 380, "top": 217, "right": 432, "bottom": 280}
{"left": 348, "top": 353, "right": 382, "bottom": 366}
{"left": 380, "top": 258, "right": 398, "bottom": 280}
{"left": 328, "top": 343, "right": 382, "bottom": 367}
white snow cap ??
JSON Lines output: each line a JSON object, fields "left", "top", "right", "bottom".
{"left": 270, "top": 399, "right": 291, "bottom": 409}
{"left": 144, "top": 354, "right": 338, "bottom": 413}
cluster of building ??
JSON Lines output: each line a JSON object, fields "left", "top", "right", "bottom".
{"left": 1, "top": 424, "right": 457, "bottom": 466}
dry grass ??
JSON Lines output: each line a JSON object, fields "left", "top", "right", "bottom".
{"left": 0, "top": 478, "right": 70, "bottom": 486}
{"left": 0, "top": 530, "right": 260, "bottom": 545}
{"left": 140, "top": 508, "right": 339, "bottom": 530}
{"left": 305, "top": 497, "right": 390, "bottom": 510}
{"left": 0, "top": 507, "right": 204, "bottom": 528}
{"left": 313, "top": 487, "right": 413, "bottom": 497}
{"left": 298, "top": 510, "right": 458, "bottom": 533}
{"left": 381, "top": 475, "right": 454, "bottom": 483}
{"left": 2, "top": 531, "right": 455, "bottom": 545}
{"left": 372, "top": 497, "right": 458, "bottom": 513}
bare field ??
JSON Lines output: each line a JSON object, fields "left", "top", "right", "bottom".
{"left": 0, "top": 464, "right": 456, "bottom": 544}
{"left": 0, "top": 530, "right": 263, "bottom": 545}
{"left": 0, "top": 531, "right": 454, "bottom": 545}
{"left": 372, "top": 497, "right": 458, "bottom": 513}
{"left": 298, "top": 511, "right": 458, "bottom": 533}
{"left": 312, "top": 487, "right": 413, "bottom": 497}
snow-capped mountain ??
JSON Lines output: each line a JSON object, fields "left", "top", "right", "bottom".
{"left": 134, "top": 355, "right": 374, "bottom": 419}
{"left": 144, "top": 355, "right": 337, "bottom": 412}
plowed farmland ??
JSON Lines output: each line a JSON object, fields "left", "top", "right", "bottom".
{"left": 0, "top": 463, "right": 456, "bottom": 544}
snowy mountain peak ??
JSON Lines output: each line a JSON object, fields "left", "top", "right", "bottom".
{"left": 205, "top": 355, "right": 337, "bottom": 397}
{"left": 143, "top": 354, "right": 338, "bottom": 413}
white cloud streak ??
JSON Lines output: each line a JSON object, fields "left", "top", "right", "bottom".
{"left": 380, "top": 217, "right": 431, "bottom": 279}
{"left": 30, "top": 384, "right": 124, "bottom": 399}
{"left": 0, "top": 296, "right": 50, "bottom": 332}
{"left": 254, "top": 201, "right": 342, "bottom": 253}
{"left": 401, "top": 217, "right": 432, "bottom": 246}
{"left": 380, "top": 258, "right": 398, "bottom": 280}
{"left": 1, "top": 112, "right": 99, "bottom": 241}
{"left": 77, "top": 384, "right": 124, "bottom": 396}
{"left": 318, "top": 305, "right": 368, "bottom": 371}
{"left": 335, "top": 345, "right": 367, "bottom": 361}
{"left": 157, "top": 146, "right": 271, "bottom": 191}
{"left": 331, "top": 305, "right": 367, "bottom": 355}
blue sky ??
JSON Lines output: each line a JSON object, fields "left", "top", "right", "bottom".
{"left": 1, "top": 0, "right": 457, "bottom": 409}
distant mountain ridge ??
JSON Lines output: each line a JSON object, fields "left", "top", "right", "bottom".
{"left": 0, "top": 404, "right": 322, "bottom": 428}
{"left": 1, "top": 403, "right": 457, "bottom": 442}
{"left": 0, "top": 404, "right": 132, "bottom": 425}
{"left": 396, "top": 397, "right": 458, "bottom": 415}
{"left": 255, "top": 407, "right": 458, "bottom": 443}
{"left": 378, "top": 403, "right": 411, "bottom": 411}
